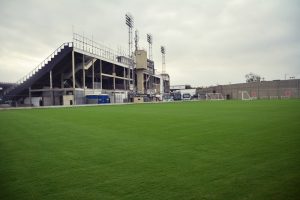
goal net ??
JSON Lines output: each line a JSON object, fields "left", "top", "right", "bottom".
{"left": 239, "top": 91, "right": 255, "bottom": 100}
{"left": 206, "top": 93, "right": 224, "bottom": 100}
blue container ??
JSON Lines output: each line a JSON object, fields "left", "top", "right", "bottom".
{"left": 86, "top": 95, "right": 110, "bottom": 104}
{"left": 98, "top": 94, "right": 110, "bottom": 104}
{"left": 86, "top": 95, "right": 98, "bottom": 100}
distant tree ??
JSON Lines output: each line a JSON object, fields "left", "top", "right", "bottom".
{"left": 245, "top": 73, "right": 261, "bottom": 83}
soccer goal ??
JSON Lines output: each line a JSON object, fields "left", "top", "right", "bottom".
{"left": 239, "top": 91, "right": 255, "bottom": 100}
{"left": 206, "top": 93, "right": 224, "bottom": 100}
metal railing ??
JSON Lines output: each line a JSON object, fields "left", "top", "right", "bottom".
{"left": 0, "top": 82, "right": 16, "bottom": 85}
{"left": 4, "top": 42, "right": 73, "bottom": 95}
{"left": 73, "top": 33, "right": 132, "bottom": 66}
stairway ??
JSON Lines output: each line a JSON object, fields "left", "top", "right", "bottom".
{"left": 64, "top": 57, "right": 97, "bottom": 79}
{"left": 62, "top": 57, "right": 96, "bottom": 88}
{"left": 2, "top": 43, "right": 73, "bottom": 100}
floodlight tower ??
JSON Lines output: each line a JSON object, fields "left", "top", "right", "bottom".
{"left": 125, "top": 13, "right": 134, "bottom": 58}
{"left": 161, "top": 46, "right": 166, "bottom": 73}
{"left": 147, "top": 34, "right": 153, "bottom": 60}
{"left": 160, "top": 46, "right": 170, "bottom": 95}
{"left": 134, "top": 30, "right": 139, "bottom": 52}
{"left": 125, "top": 13, "right": 135, "bottom": 92}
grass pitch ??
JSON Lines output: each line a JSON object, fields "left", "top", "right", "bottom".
{"left": 0, "top": 100, "right": 299, "bottom": 200}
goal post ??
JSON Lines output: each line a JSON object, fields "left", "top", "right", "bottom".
{"left": 239, "top": 91, "right": 255, "bottom": 100}
{"left": 206, "top": 93, "right": 224, "bottom": 100}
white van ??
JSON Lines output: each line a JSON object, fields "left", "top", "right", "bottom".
{"left": 182, "top": 93, "right": 191, "bottom": 100}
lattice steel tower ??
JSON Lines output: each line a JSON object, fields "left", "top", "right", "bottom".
{"left": 134, "top": 30, "right": 139, "bottom": 52}
{"left": 125, "top": 13, "right": 134, "bottom": 58}
{"left": 161, "top": 46, "right": 166, "bottom": 73}
{"left": 147, "top": 34, "right": 153, "bottom": 60}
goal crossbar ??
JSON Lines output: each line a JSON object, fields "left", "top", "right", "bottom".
{"left": 206, "top": 93, "right": 224, "bottom": 100}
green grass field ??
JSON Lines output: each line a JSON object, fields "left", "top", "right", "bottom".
{"left": 0, "top": 100, "right": 299, "bottom": 200}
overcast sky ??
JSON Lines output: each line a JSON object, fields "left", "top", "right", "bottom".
{"left": 0, "top": 0, "right": 299, "bottom": 86}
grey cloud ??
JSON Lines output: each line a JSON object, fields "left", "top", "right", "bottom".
{"left": 0, "top": 0, "right": 299, "bottom": 86}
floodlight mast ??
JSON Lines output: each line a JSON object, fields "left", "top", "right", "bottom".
{"left": 125, "top": 13, "right": 135, "bottom": 92}
{"left": 147, "top": 34, "right": 153, "bottom": 60}
{"left": 125, "top": 13, "right": 134, "bottom": 58}
{"left": 134, "top": 30, "right": 139, "bottom": 52}
{"left": 161, "top": 46, "right": 166, "bottom": 73}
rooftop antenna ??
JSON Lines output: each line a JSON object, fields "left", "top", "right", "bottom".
{"left": 125, "top": 13, "right": 134, "bottom": 58}
{"left": 161, "top": 46, "right": 166, "bottom": 73}
{"left": 147, "top": 34, "right": 153, "bottom": 60}
{"left": 134, "top": 30, "right": 139, "bottom": 52}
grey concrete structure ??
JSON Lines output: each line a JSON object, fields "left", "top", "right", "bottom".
{"left": 135, "top": 50, "right": 160, "bottom": 95}
{"left": 197, "top": 79, "right": 300, "bottom": 100}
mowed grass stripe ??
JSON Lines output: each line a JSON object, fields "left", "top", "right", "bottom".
{"left": 0, "top": 100, "right": 299, "bottom": 200}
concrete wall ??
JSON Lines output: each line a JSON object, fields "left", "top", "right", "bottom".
{"left": 24, "top": 97, "right": 42, "bottom": 107}
{"left": 197, "top": 79, "right": 300, "bottom": 99}
{"left": 133, "top": 96, "right": 144, "bottom": 103}
{"left": 110, "top": 91, "right": 127, "bottom": 103}
{"left": 136, "top": 70, "right": 144, "bottom": 93}
{"left": 135, "top": 50, "right": 147, "bottom": 69}
{"left": 63, "top": 95, "right": 74, "bottom": 105}
{"left": 74, "top": 90, "right": 85, "bottom": 104}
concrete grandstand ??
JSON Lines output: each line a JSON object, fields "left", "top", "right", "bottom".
{"left": 0, "top": 32, "right": 170, "bottom": 107}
